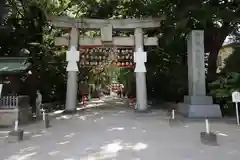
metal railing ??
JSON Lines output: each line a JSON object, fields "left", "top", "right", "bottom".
{"left": 0, "top": 96, "right": 19, "bottom": 109}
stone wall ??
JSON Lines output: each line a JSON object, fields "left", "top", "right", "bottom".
{"left": 0, "top": 96, "right": 32, "bottom": 126}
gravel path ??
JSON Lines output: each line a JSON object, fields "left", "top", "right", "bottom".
{"left": 0, "top": 97, "right": 240, "bottom": 160}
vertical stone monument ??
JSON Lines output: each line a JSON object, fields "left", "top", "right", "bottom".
{"left": 178, "top": 30, "right": 222, "bottom": 117}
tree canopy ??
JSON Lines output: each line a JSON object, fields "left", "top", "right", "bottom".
{"left": 0, "top": 0, "right": 240, "bottom": 115}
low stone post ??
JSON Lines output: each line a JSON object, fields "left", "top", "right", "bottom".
{"left": 169, "top": 109, "right": 180, "bottom": 126}
{"left": 36, "top": 90, "right": 42, "bottom": 119}
{"left": 8, "top": 120, "right": 24, "bottom": 142}
{"left": 200, "top": 118, "right": 217, "bottom": 145}
{"left": 42, "top": 109, "right": 50, "bottom": 128}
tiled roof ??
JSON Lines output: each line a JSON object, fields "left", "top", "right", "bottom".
{"left": 0, "top": 57, "right": 30, "bottom": 74}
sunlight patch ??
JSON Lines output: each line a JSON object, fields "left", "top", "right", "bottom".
{"left": 48, "top": 150, "right": 60, "bottom": 156}
{"left": 217, "top": 132, "right": 228, "bottom": 137}
{"left": 78, "top": 116, "right": 86, "bottom": 120}
{"left": 20, "top": 146, "right": 39, "bottom": 154}
{"left": 132, "top": 142, "right": 148, "bottom": 151}
{"left": 227, "top": 150, "right": 240, "bottom": 155}
{"left": 116, "top": 102, "right": 124, "bottom": 104}
{"left": 92, "top": 100, "right": 104, "bottom": 103}
{"left": 94, "top": 117, "right": 104, "bottom": 122}
{"left": 80, "top": 140, "right": 148, "bottom": 160}
{"left": 215, "top": 131, "right": 228, "bottom": 137}
{"left": 57, "top": 141, "right": 70, "bottom": 145}
{"left": 108, "top": 127, "right": 124, "bottom": 131}
{"left": 80, "top": 141, "right": 123, "bottom": 160}
{"left": 0, "top": 131, "right": 9, "bottom": 134}
{"left": 53, "top": 110, "right": 64, "bottom": 115}
{"left": 32, "top": 134, "right": 42, "bottom": 138}
{"left": 101, "top": 141, "right": 123, "bottom": 153}
{"left": 6, "top": 152, "right": 37, "bottom": 160}
{"left": 64, "top": 133, "right": 76, "bottom": 138}
{"left": 56, "top": 115, "right": 72, "bottom": 120}
{"left": 40, "top": 130, "right": 47, "bottom": 133}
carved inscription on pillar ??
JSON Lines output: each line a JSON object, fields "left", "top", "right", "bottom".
{"left": 194, "top": 32, "right": 203, "bottom": 89}
{"left": 189, "top": 30, "right": 206, "bottom": 96}
{"left": 101, "top": 24, "right": 113, "bottom": 42}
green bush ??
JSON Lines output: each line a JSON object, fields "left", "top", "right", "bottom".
{"left": 209, "top": 72, "right": 240, "bottom": 116}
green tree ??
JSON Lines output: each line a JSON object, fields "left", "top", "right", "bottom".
{"left": 2, "top": 0, "right": 239, "bottom": 111}
{"left": 159, "top": 0, "right": 240, "bottom": 82}
{"left": 0, "top": 0, "right": 72, "bottom": 110}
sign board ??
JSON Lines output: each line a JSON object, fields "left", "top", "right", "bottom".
{"left": 134, "top": 47, "right": 147, "bottom": 73}
{"left": 134, "top": 63, "right": 146, "bottom": 73}
{"left": 66, "top": 46, "right": 79, "bottom": 72}
{"left": 67, "top": 62, "right": 79, "bottom": 71}
{"left": 134, "top": 48, "right": 147, "bottom": 63}
{"left": 232, "top": 91, "right": 240, "bottom": 102}
{"left": 0, "top": 84, "right": 2, "bottom": 97}
{"left": 66, "top": 46, "right": 79, "bottom": 62}
{"left": 232, "top": 91, "right": 240, "bottom": 125}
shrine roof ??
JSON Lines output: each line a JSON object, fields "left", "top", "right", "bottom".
{"left": 0, "top": 57, "right": 30, "bottom": 74}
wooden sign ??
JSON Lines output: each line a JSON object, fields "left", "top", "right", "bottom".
{"left": 232, "top": 91, "right": 240, "bottom": 102}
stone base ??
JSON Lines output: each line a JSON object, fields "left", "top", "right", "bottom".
{"left": 0, "top": 108, "right": 32, "bottom": 126}
{"left": 135, "top": 109, "right": 151, "bottom": 113}
{"left": 43, "top": 120, "right": 50, "bottom": 128}
{"left": 42, "top": 115, "right": 50, "bottom": 128}
{"left": 40, "top": 112, "right": 51, "bottom": 128}
{"left": 178, "top": 103, "right": 222, "bottom": 118}
{"left": 63, "top": 110, "right": 77, "bottom": 114}
{"left": 134, "top": 104, "right": 150, "bottom": 113}
{"left": 8, "top": 129, "right": 24, "bottom": 142}
{"left": 200, "top": 132, "right": 217, "bottom": 146}
{"left": 184, "top": 96, "right": 213, "bottom": 105}
{"left": 169, "top": 118, "right": 180, "bottom": 126}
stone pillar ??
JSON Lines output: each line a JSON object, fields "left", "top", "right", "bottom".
{"left": 65, "top": 27, "right": 79, "bottom": 113}
{"left": 178, "top": 30, "right": 222, "bottom": 117}
{"left": 134, "top": 28, "right": 148, "bottom": 112}
{"left": 187, "top": 30, "right": 206, "bottom": 96}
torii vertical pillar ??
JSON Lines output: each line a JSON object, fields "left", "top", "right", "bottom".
{"left": 178, "top": 30, "right": 222, "bottom": 117}
{"left": 65, "top": 27, "right": 79, "bottom": 113}
{"left": 134, "top": 28, "right": 148, "bottom": 112}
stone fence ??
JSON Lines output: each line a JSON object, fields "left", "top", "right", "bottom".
{"left": 0, "top": 96, "right": 32, "bottom": 126}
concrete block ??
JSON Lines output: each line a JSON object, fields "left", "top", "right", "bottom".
{"left": 178, "top": 103, "right": 222, "bottom": 118}
{"left": 8, "top": 129, "right": 24, "bottom": 142}
{"left": 200, "top": 132, "right": 217, "bottom": 146}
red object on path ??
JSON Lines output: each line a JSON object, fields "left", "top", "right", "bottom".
{"left": 131, "top": 96, "right": 135, "bottom": 105}
{"left": 82, "top": 95, "right": 86, "bottom": 106}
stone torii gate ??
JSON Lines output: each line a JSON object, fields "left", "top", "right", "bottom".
{"left": 50, "top": 16, "right": 161, "bottom": 113}
{"left": 49, "top": 16, "right": 222, "bottom": 117}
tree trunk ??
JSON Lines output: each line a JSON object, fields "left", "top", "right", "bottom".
{"left": 0, "top": 0, "right": 7, "bottom": 24}
{"left": 205, "top": 24, "right": 231, "bottom": 82}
